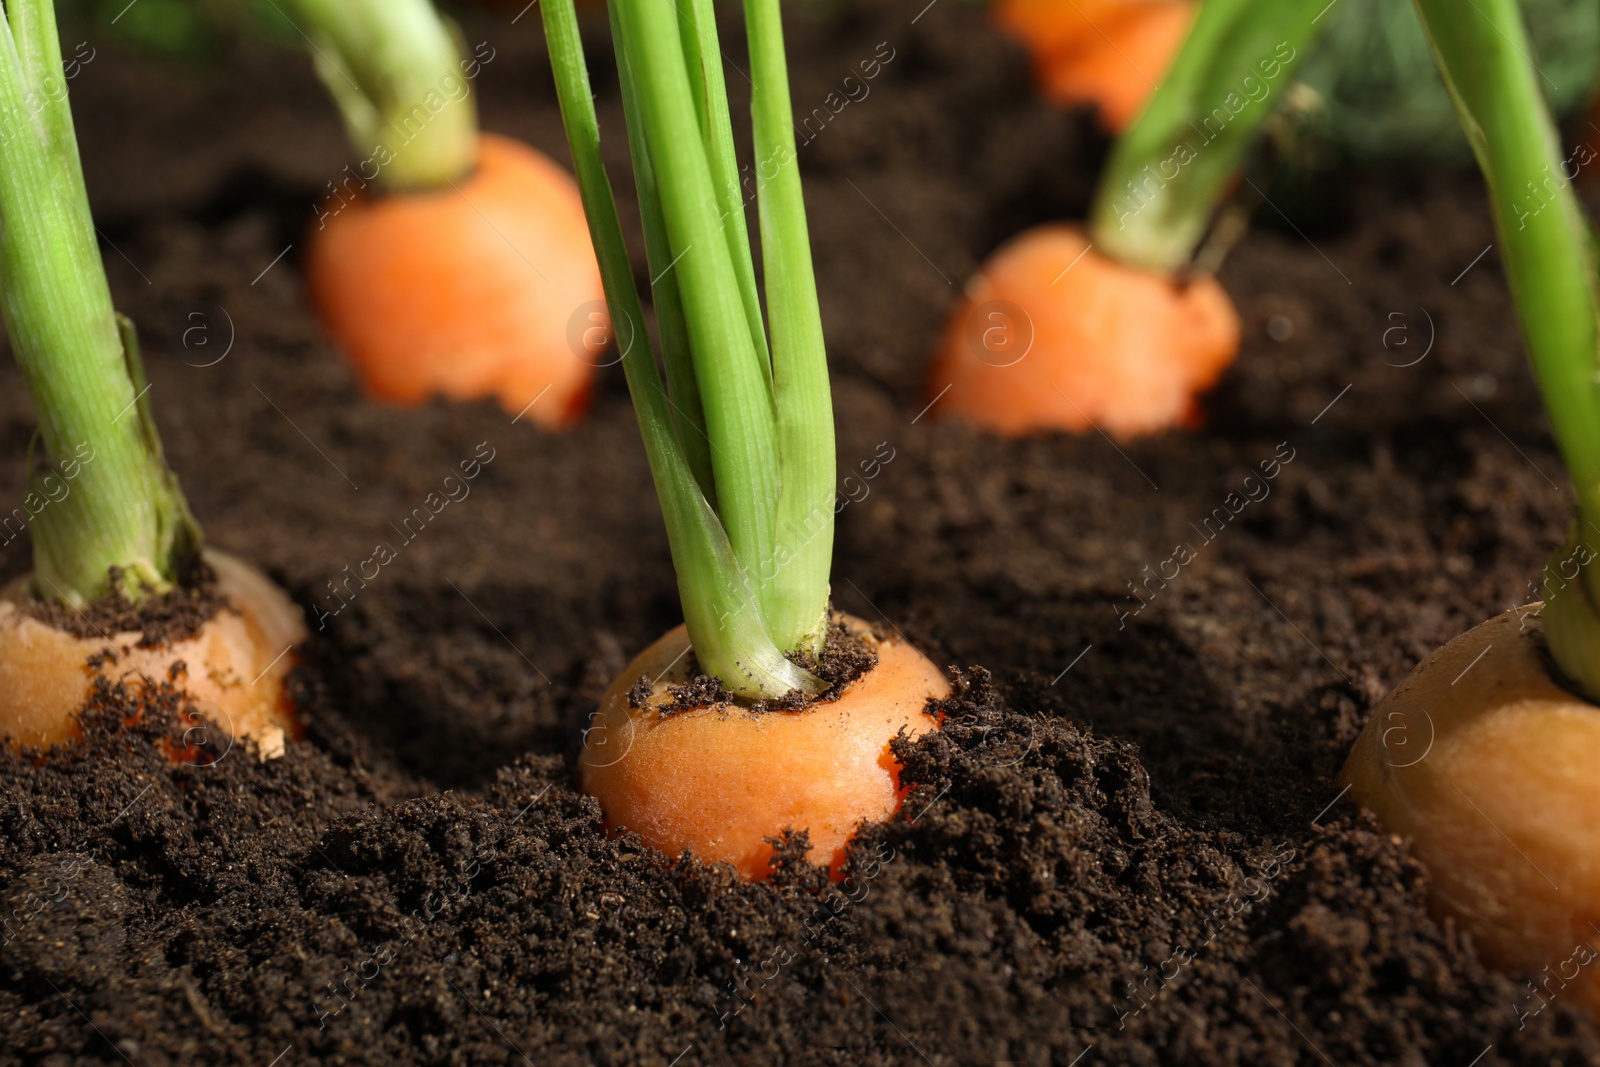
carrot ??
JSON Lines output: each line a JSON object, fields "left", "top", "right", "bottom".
{"left": 580, "top": 616, "right": 948, "bottom": 879}
{"left": 0, "top": 551, "right": 306, "bottom": 757}
{"left": 1341, "top": 0, "right": 1600, "bottom": 1014}
{"left": 287, "top": 0, "right": 604, "bottom": 428}
{"left": 928, "top": 224, "right": 1237, "bottom": 438}
{"left": 306, "top": 134, "right": 603, "bottom": 428}
{"left": 1343, "top": 607, "right": 1600, "bottom": 1018}
{"left": 993, "top": 0, "right": 1196, "bottom": 132}
{"left": 0, "top": 0, "right": 305, "bottom": 757}
{"left": 544, "top": 0, "right": 949, "bottom": 877}
{"left": 932, "top": 0, "right": 1320, "bottom": 438}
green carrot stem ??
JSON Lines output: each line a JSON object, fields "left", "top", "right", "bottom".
{"left": 611, "top": 0, "right": 783, "bottom": 603}
{"left": 286, "top": 0, "right": 477, "bottom": 192}
{"left": 0, "top": 0, "right": 199, "bottom": 605}
{"left": 743, "top": 0, "right": 835, "bottom": 656}
{"left": 1411, "top": 0, "right": 1600, "bottom": 698}
{"left": 677, "top": 0, "right": 774, "bottom": 389}
{"left": 1413, "top": 0, "right": 1600, "bottom": 529}
{"left": 1087, "top": 0, "right": 1320, "bottom": 273}
{"left": 607, "top": 1, "right": 716, "bottom": 506}
{"left": 541, "top": 0, "right": 822, "bottom": 699}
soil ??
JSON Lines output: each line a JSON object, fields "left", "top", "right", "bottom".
{"left": 0, "top": 1, "right": 1595, "bottom": 1064}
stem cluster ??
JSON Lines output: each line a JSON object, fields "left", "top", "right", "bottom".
{"left": 1410, "top": 0, "right": 1600, "bottom": 700}
{"left": 287, "top": 0, "right": 478, "bottom": 192}
{"left": 1088, "top": 0, "right": 1321, "bottom": 272}
{"left": 542, "top": 0, "right": 835, "bottom": 700}
{"left": 0, "top": 0, "right": 197, "bottom": 605}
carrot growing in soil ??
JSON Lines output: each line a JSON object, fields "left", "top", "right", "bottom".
{"left": 0, "top": 0, "right": 304, "bottom": 756}
{"left": 930, "top": 0, "right": 1319, "bottom": 440}
{"left": 541, "top": 0, "right": 949, "bottom": 879}
{"left": 288, "top": 0, "right": 604, "bottom": 429}
{"left": 1342, "top": 0, "right": 1600, "bottom": 1017}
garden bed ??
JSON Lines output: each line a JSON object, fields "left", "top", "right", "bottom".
{"left": 1, "top": 1, "right": 1594, "bottom": 1063}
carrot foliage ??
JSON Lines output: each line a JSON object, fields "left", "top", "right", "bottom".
{"left": 541, "top": 0, "right": 836, "bottom": 699}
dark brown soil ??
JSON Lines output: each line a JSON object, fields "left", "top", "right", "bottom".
{"left": 1, "top": 1, "right": 1595, "bottom": 1064}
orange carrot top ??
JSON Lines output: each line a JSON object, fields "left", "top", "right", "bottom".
{"left": 542, "top": 0, "right": 952, "bottom": 881}
{"left": 0, "top": 0, "right": 308, "bottom": 760}
{"left": 931, "top": 0, "right": 1319, "bottom": 439}
{"left": 286, "top": 0, "right": 605, "bottom": 428}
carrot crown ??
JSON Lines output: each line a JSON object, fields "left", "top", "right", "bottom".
{"left": 286, "top": 0, "right": 477, "bottom": 193}
{"left": 1087, "top": 0, "right": 1321, "bottom": 273}
{"left": 542, "top": 0, "right": 836, "bottom": 701}
{"left": 1416, "top": 0, "right": 1600, "bottom": 700}
{"left": 0, "top": 0, "right": 199, "bottom": 605}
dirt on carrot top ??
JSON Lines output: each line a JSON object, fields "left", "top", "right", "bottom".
{"left": 0, "top": 1, "right": 1596, "bottom": 1064}
{"left": 629, "top": 622, "right": 882, "bottom": 717}
{"left": 18, "top": 556, "right": 224, "bottom": 647}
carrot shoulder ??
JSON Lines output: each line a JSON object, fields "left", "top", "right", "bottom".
{"left": 307, "top": 134, "right": 603, "bottom": 428}
{"left": 929, "top": 224, "right": 1237, "bottom": 439}
{"left": 580, "top": 617, "right": 948, "bottom": 879}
